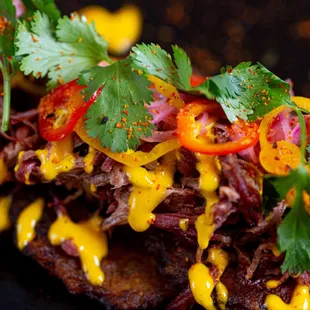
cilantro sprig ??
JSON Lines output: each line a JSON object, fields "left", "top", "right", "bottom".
{"left": 0, "top": 0, "right": 18, "bottom": 132}
{"left": 22, "top": 0, "right": 61, "bottom": 22}
{"left": 15, "top": 11, "right": 112, "bottom": 89}
{"left": 197, "top": 63, "right": 292, "bottom": 122}
{"left": 263, "top": 106, "right": 310, "bottom": 274}
{"left": 78, "top": 59, "right": 154, "bottom": 152}
{"left": 131, "top": 44, "right": 292, "bottom": 122}
{"left": 0, "top": 0, "right": 63, "bottom": 131}
{"left": 132, "top": 43, "right": 192, "bottom": 91}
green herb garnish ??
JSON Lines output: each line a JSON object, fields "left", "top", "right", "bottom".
{"left": 262, "top": 106, "right": 310, "bottom": 274}
{"left": 78, "top": 59, "right": 154, "bottom": 152}
{"left": 0, "top": 0, "right": 17, "bottom": 131}
{"left": 15, "top": 11, "right": 112, "bottom": 90}
{"left": 132, "top": 43, "right": 192, "bottom": 91}
{"left": 132, "top": 44, "right": 292, "bottom": 122}
{"left": 22, "top": 0, "right": 61, "bottom": 22}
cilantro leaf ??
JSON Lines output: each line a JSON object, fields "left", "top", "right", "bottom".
{"left": 132, "top": 43, "right": 192, "bottom": 91}
{"left": 0, "top": 0, "right": 16, "bottom": 23}
{"left": 0, "top": 0, "right": 17, "bottom": 132}
{"left": 196, "top": 62, "right": 292, "bottom": 122}
{"left": 268, "top": 165, "right": 310, "bottom": 273}
{"left": 22, "top": 0, "right": 61, "bottom": 22}
{"left": 278, "top": 204, "right": 310, "bottom": 274}
{"left": 78, "top": 58, "right": 154, "bottom": 152}
{"left": 0, "top": 0, "right": 16, "bottom": 57}
{"left": 15, "top": 11, "right": 111, "bottom": 89}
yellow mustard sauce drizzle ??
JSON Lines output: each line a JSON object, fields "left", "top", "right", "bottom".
{"left": 90, "top": 183, "right": 97, "bottom": 192}
{"left": 189, "top": 248, "right": 229, "bottom": 310}
{"left": 195, "top": 154, "right": 220, "bottom": 249}
{"left": 188, "top": 263, "right": 217, "bottom": 310}
{"left": 0, "top": 158, "right": 8, "bottom": 184}
{"left": 0, "top": 196, "right": 12, "bottom": 232}
{"left": 24, "top": 171, "right": 32, "bottom": 185}
{"left": 179, "top": 218, "right": 189, "bottom": 232}
{"left": 35, "top": 136, "right": 75, "bottom": 180}
{"left": 207, "top": 248, "right": 229, "bottom": 310}
{"left": 14, "top": 152, "right": 32, "bottom": 184}
{"left": 84, "top": 146, "right": 96, "bottom": 174}
{"left": 123, "top": 152, "right": 176, "bottom": 232}
{"left": 266, "top": 284, "right": 310, "bottom": 310}
{"left": 17, "top": 198, "right": 44, "bottom": 250}
{"left": 266, "top": 280, "right": 281, "bottom": 289}
{"left": 48, "top": 215, "right": 108, "bottom": 286}
{"left": 265, "top": 244, "right": 282, "bottom": 289}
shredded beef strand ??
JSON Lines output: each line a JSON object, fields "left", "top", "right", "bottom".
{"left": 61, "top": 239, "right": 79, "bottom": 257}
{"left": 300, "top": 272, "right": 310, "bottom": 286}
{"left": 213, "top": 200, "right": 236, "bottom": 229}
{"left": 102, "top": 187, "right": 129, "bottom": 231}
{"left": 238, "top": 201, "right": 287, "bottom": 245}
{"left": 220, "top": 154, "right": 262, "bottom": 224}
{"left": 177, "top": 147, "right": 198, "bottom": 177}
{"left": 101, "top": 156, "right": 115, "bottom": 173}
{"left": 153, "top": 213, "right": 198, "bottom": 245}
{"left": 246, "top": 243, "right": 281, "bottom": 279}
{"left": 166, "top": 286, "right": 195, "bottom": 310}
{"left": 10, "top": 109, "right": 38, "bottom": 121}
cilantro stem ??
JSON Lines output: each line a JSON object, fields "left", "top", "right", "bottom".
{"left": 0, "top": 63, "right": 11, "bottom": 132}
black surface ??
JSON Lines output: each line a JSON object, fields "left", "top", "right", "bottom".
{"left": 2, "top": 0, "right": 310, "bottom": 309}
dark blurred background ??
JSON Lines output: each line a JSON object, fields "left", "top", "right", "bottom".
{"left": 58, "top": 0, "right": 310, "bottom": 96}
{"left": 1, "top": 1, "right": 310, "bottom": 309}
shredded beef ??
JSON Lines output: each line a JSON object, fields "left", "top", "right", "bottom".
{"left": 153, "top": 213, "right": 197, "bottom": 245}
{"left": 219, "top": 153, "right": 262, "bottom": 225}
{"left": 0, "top": 108, "right": 40, "bottom": 168}
{"left": 222, "top": 257, "right": 296, "bottom": 310}
{"left": 237, "top": 201, "right": 287, "bottom": 245}
{"left": 157, "top": 188, "right": 205, "bottom": 215}
{"left": 14, "top": 148, "right": 129, "bottom": 191}
{"left": 177, "top": 147, "right": 199, "bottom": 177}
{"left": 101, "top": 156, "right": 115, "bottom": 173}
{"left": 215, "top": 127, "right": 262, "bottom": 225}
{"left": 102, "top": 187, "right": 130, "bottom": 231}
{"left": 167, "top": 286, "right": 195, "bottom": 310}
{"left": 61, "top": 239, "right": 79, "bottom": 257}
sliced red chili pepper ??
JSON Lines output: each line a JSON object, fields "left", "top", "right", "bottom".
{"left": 177, "top": 99, "right": 259, "bottom": 155}
{"left": 190, "top": 74, "right": 206, "bottom": 87}
{"left": 38, "top": 79, "right": 100, "bottom": 141}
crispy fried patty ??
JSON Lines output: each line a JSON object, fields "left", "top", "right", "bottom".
{"left": 7, "top": 185, "right": 297, "bottom": 310}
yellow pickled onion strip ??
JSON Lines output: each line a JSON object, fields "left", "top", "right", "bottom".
{"left": 74, "top": 118, "right": 181, "bottom": 167}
